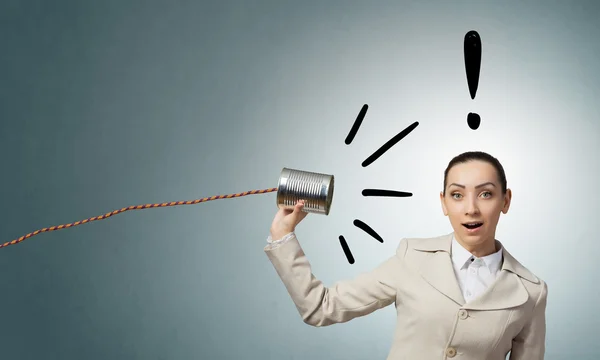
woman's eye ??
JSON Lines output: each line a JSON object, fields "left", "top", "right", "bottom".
{"left": 452, "top": 193, "right": 462, "bottom": 199}
{"left": 481, "top": 191, "right": 492, "bottom": 198}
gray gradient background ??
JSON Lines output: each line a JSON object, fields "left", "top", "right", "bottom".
{"left": 1, "top": 0, "right": 599, "bottom": 359}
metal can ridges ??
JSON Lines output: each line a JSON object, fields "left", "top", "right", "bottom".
{"left": 277, "top": 168, "right": 334, "bottom": 215}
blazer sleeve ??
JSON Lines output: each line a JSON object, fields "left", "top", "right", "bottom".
{"left": 509, "top": 281, "right": 548, "bottom": 360}
{"left": 264, "top": 233, "right": 404, "bottom": 327}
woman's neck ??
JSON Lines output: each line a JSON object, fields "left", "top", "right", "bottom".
{"left": 455, "top": 235, "right": 498, "bottom": 258}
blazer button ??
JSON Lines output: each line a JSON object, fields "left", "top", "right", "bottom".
{"left": 458, "top": 309, "right": 468, "bottom": 320}
{"left": 445, "top": 347, "right": 457, "bottom": 358}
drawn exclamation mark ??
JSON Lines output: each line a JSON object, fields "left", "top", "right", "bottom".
{"left": 464, "top": 30, "right": 482, "bottom": 130}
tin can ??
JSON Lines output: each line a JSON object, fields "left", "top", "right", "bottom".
{"left": 276, "top": 168, "right": 334, "bottom": 215}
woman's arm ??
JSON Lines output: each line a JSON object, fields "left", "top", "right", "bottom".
{"left": 264, "top": 232, "right": 403, "bottom": 327}
{"left": 509, "top": 281, "right": 548, "bottom": 360}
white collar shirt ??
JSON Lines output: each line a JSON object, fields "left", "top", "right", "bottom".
{"left": 450, "top": 235, "right": 504, "bottom": 303}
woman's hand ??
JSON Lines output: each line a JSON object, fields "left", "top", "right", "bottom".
{"left": 270, "top": 200, "right": 309, "bottom": 240}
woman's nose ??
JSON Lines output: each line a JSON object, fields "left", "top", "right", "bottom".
{"left": 464, "top": 198, "right": 480, "bottom": 215}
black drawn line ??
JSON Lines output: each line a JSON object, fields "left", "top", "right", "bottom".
{"left": 464, "top": 30, "right": 482, "bottom": 130}
{"left": 362, "top": 189, "right": 413, "bottom": 197}
{"left": 362, "top": 121, "right": 419, "bottom": 167}
{"left": 353, "top": 219, "right": 383, "bottom": 243}
{"left": 345, "top": 104, "right": 368, "bottom": 145}
{"left": 464, "top": 30, "right": 481, "bottom": 100}
{"left": 338, "top": 235, "right": 355, "bottom": 264}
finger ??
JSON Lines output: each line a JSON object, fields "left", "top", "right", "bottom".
{"left": 291, "top": 200, "right": 308, "bottom": 220}
{"left": 294, "top": 199, "right": 305, "bottom": 211}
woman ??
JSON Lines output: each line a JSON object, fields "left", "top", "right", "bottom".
{"left": 264, "top": 151, "right": 547, "bottom": 360}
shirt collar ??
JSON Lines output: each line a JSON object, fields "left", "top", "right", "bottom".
{"left": 451, "top": 235, "right": 503, "bottom": 273}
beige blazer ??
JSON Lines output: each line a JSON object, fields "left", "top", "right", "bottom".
{"left": 264, "top": 232, "right": 547, "bottom": 360}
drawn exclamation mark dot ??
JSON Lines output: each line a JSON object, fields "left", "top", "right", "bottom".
{"left": 464, "top": 30, "right": 482, "bottom": 130}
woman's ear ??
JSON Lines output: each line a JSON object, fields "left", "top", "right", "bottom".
{"left": 440, "top": 191, "right": 449, "bottom": 216}
{"left": 501, "top": 188, "right": 512, "bottom": 214}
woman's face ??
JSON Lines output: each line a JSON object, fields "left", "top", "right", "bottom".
{"left": 439, "top": 160, "right": 512, "bottom": 250}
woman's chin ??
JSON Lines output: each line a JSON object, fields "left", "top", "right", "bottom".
{"left": 456, "top": 227, "right": 489, "bottom": 244}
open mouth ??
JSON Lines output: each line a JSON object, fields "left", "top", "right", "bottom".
{"left": 462, "top": 222, "right": 483, "bottom": 230}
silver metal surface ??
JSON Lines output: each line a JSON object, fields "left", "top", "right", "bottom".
{"left": 276, "top": 168, "right": 334, "bottom": 215}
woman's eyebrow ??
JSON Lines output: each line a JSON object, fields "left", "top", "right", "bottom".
{"left": 475, "top": 182, "right": 496, "bottom": 188}
{"left": 448, "top": 182, "right": 496, "bottom": 189}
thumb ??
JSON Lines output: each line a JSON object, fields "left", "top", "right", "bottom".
{"left": 293, "top": 199, "right": 305, "bottom": 212}
{"left": 290, "top": 200, "right": 308, "bottom": 221}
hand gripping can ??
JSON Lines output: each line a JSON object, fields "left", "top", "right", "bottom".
{"left": 276, "top": 168, "right": 334, "bottom": 215}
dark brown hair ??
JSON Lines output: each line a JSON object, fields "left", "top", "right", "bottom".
{"left": 443, "top": 151, "right": 507, "bottom": 195}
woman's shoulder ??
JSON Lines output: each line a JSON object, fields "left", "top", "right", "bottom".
{"left": 393, "top": 233, "right": 548, "bottom": 294}
{"left": 501, "top": 245, "right": 548, "bottom": 300}
{"left": 394, "top": 232, "right": 454, "bottom": 254}
{"left": 391, "top": 233, "right": 455, "bottom": 268}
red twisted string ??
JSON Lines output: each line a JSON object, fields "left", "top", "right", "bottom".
{"left": 1, "top": 187, "right": 278, "bottom": 249}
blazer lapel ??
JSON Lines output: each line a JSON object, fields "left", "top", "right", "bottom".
{"left": 413, "top": 233, "right": 466, "bottom": 306}
{"left": 462, "top": 244, "right": 538, "bottom": 311}
{"left": 411, "top": 233, "right": 540, "bottom": 311}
